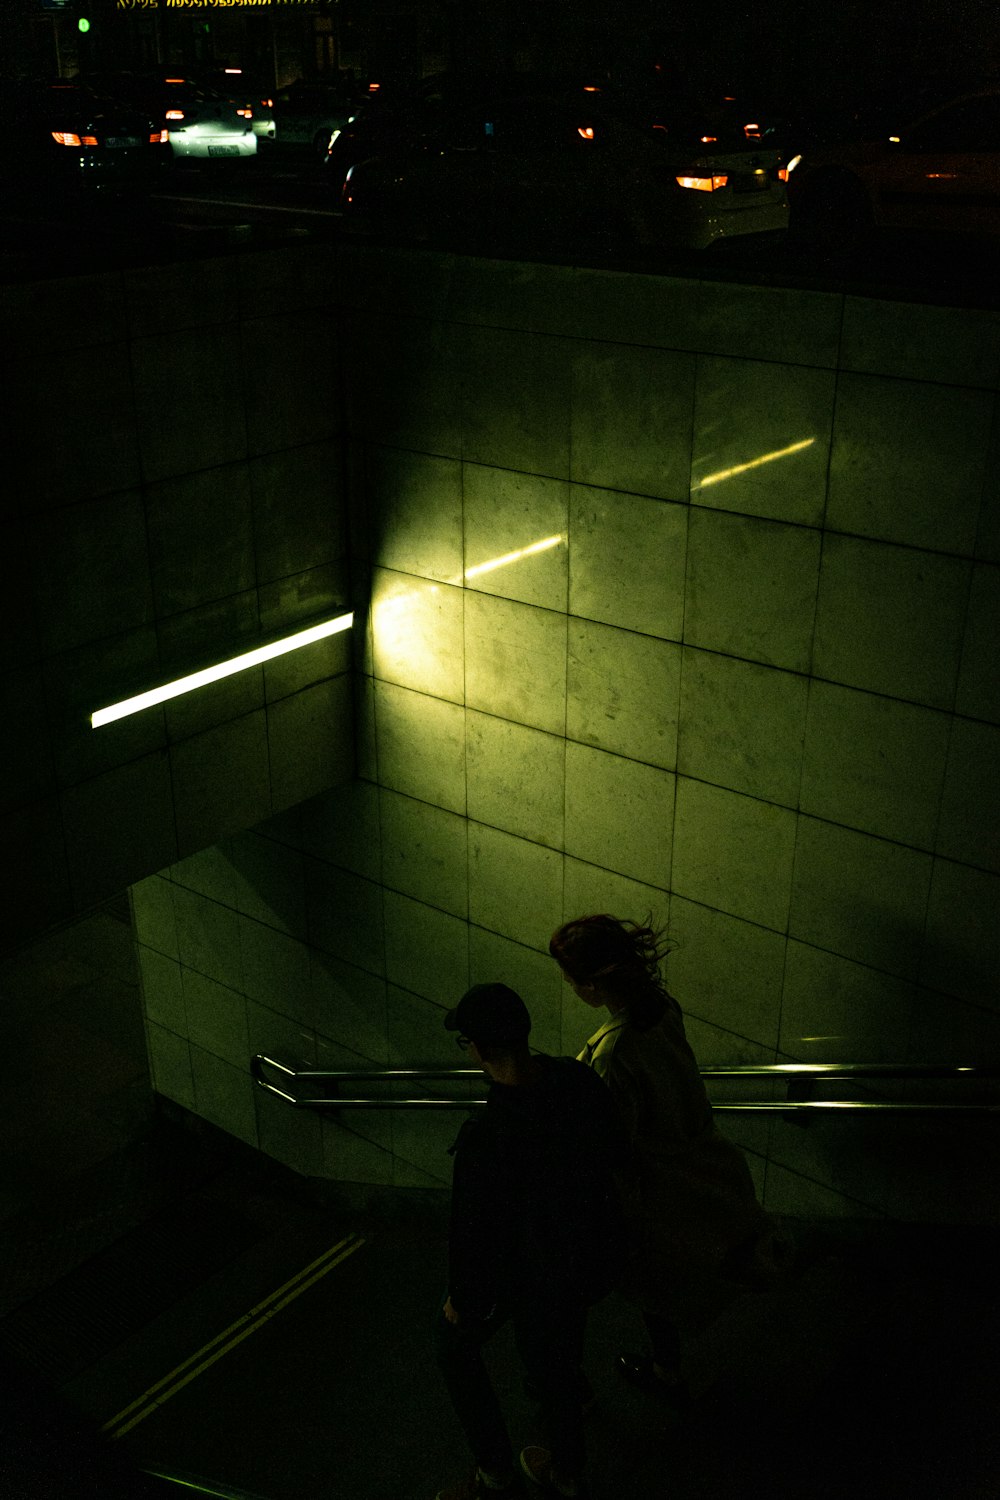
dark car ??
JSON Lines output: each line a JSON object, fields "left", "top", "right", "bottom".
{"left": 787, "top": 88, "right": 1000, "bottom": 251}
{"left": 338, "top": 79, "right": 789, "bottom": 253}
{"left": 0, "top": 77, "right": 168, "bottom": 199}
{"left": 325, "top": 72, "right": 469, "bottom": 181}
{"left": 268, "top": 77, "right": 359, "bottom": 155}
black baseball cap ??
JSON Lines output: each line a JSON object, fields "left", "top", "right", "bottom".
{"left": 444, "top": 983, "right": 531, "bottom": 1046}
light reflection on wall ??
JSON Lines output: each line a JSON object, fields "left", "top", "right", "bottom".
{"left": 693, "top": 437, "right": 815, "bottom": 491}
{"left": 463, "top": 534, "right": 563, "bottom": 581}
{"left": 371, "top": 535, "right": 565, "bottom": 687}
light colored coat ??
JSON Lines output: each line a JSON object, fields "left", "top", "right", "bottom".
{"left": 577, "top": 996, "right": 769, "bottom": 1315}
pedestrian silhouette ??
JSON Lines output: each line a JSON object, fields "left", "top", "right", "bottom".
{"left": 550, "top": 914, "right": 790, "bottom": 1402}
{"left": 434, "top": 982, "right": 629, "bottom": 1500}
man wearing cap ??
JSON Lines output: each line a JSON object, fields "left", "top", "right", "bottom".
{"left": 434, "top": 983, "right": 629, "bottom": 1500}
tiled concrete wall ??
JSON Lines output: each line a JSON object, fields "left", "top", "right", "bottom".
{"left": 1, "top": 247, "right": 354, "bottom": 954}
{"left": 135, "top": 244, "right": 999, "bottom": 1221}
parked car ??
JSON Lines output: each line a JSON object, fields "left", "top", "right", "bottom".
{"left": 268, "top": 78, "right": 359, "bottom": 154}
{"left": 0, "top": 77, "right": 168, "bottom": 198}
{"left": 788, "top": 88, "right": 1000, "bottom": 250}
{"left": 84, "top": 72, "right": 257, "bottom": 161}
{"left": 337, "top": 79, "right": 790, "bottom": 252}
{"left": 205, "top": 68, "right": 276, "bottom": 143}
{"left": 326, "top": 71, "right": 490, "bottom": 181}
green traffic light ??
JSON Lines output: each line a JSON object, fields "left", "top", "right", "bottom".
{"left": 77, "top": 15, "right": 90, "bottom": 30}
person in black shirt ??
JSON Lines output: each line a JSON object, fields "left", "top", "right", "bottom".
{"left": 434, "top": 983, "right": 629, "bottom": 1500}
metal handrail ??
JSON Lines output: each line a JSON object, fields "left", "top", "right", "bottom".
{"left": 251, "top": 1054, "right": 1000, "bottom": 1114}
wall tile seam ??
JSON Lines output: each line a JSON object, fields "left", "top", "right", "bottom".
{"left": 369, "top": 585, "right": 688, "bottom": 646}
{"left": 921, "top": 563, "right": 982, "bottom": 884}
{"left": 812, "top": 674, "right": 996, "bottom": 731}
{"left": 833, "top": 353, "right": 1000, "bottom": 396}
{"left": 675, "top": 1001, "right": 783, "bottom": 1057}
{"left": 380, "top": 974, "right": 451, "bottom": 1015}
{"left": 371, "top": 443, "right": 693, "bottom": 510}
{"left": 811, "top": 522, "right": 986, "bottom": 568}
{"left": 378, "top": 868, "right": 471, "bottom": 920}
{"left": 785, "top": 806, "right": 961, "bottom": 869}
{"left": 676, "top": 651, "right": 980, "bottom": 723}
{"left": 309, "top": 1032, "right": 390, "bottom": 1071}
{"left": 367, "top": 652, "right": 388, "bottom": 940}
{"left": 545, "top": 845, "right": 674, "bottom": 901}
{"left": 466, "top": 917, "right": 560, "bottom": 967}
{"left": 429, "top": 311, "right": 842, "bottom": 372}
{"left": 261, "top": 665, "right": 355, "bottom": 712}
{"left": 760, "top": 1157, "right": 894, "bottom": 1217}
{"left": 685, "top": 502, "right": 827, "bottom": 544}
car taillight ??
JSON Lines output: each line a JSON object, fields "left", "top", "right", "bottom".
{"left": 52, "top": 132, "right": 98, "bottom": 146}
{"left": 744, "top": 122, "right": 761, "bottom": 139}
{"left": 151, "top": 129, "right": 168, "bottom": 144}
{"left": 676, "top": 173, "right": 729, "bottom": 192}
{"left": 577, "top": 126, "right": 595, "bottom": 140}
{"left": 778, "top": 166, "right": 790, "bottom": 182}
{"left": 166, "top": 109, "right": 184, "bottom": 121}
{"left": 237, "top": 107, "right": 252, "bottom": 118}
{"left": 262, "top": 98, "right": 273, "bottom": 108}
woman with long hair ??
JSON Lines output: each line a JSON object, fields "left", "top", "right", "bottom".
{"left": 549, "top": 913, "right": 786, "bottom": 1400}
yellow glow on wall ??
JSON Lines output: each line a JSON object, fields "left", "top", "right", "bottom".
{"left": 373, "top": 534, "right": 566, "bottom": 621}
{"left": 694, "top": 438, "right": 815, "bottom": 490}
{"left": 369, "top": 535, "right": 565, "bottom": 687}
{"left": 90, "top": 612, "right": 353, "bottom": 728}
{"left": 462, "top": 535, "right": 563, "bottom": 581}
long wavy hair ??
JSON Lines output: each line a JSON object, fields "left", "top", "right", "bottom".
{"left": 549, "top": 914, "right": 675, "bottom": 1032}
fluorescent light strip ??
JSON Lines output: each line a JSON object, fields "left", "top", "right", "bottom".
{"left": 90, "top": 612, "right": 353, "bottom": 729}
{"left": 695, "top": 438, "right": 815, "bottom": 490}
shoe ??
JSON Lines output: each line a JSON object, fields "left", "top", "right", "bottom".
{"left": 519, "top": 1446, "right": 589, "bottom": 1497}
{"left": 436, "top": 1466, "right": 526, "bottom": 1499}
{"left": 616, "top": 1353, "right": 692, "bottom": 1406}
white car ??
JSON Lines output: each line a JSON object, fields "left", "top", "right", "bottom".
{"left": 340, "top": 85, "right": 789, "bottom": 251}
{"left": 86, "top": 73, "right": 257, "bottom": 161}
{"left": 207, "top": 69, "right": 277, "bottom": 145}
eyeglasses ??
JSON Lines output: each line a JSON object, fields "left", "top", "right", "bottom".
{"left": 456, "top": 1036, "right": 472, "bottom": 1050}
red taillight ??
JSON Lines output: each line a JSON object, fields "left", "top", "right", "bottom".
{"left": 262, "top": 97, "right": 273, "bottom": 108}
{"left": 700, "top": 135, "right": 717, "bottom": 143}
{"left": 237, "top": 107, "right": 252, "bottom": 118}
{"left": 777, "top": 166, "right": 790, "bottom": 182}
{"left": 577, "top": 126, "right": 595, "bottom": 140}
{"left": 150, "top": 129, "right": 168, "bottom": 144}
{"left": 744, "top": 122, "right": 761, "bottom": 139}
{"left": 166, "top": 109, "right": 184, "bottom": 121}
{"left": 676, "top": 173, "right": 728, "bottom": 192}
{"left": 52, "top": 131, "right": 97, "bottom": 146}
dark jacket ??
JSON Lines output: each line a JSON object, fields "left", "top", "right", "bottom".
{"left": 447, "top": 1053, "right": 631, "bottom": 1320}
